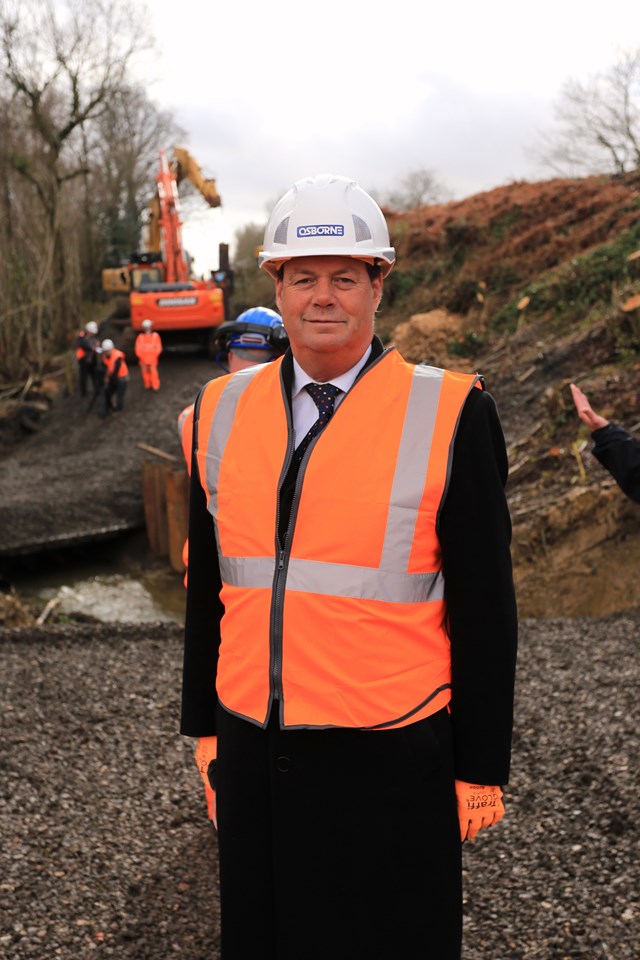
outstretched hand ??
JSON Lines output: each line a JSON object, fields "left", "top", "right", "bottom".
{"left": 570, "top": 383, "right": 609, "bottom": 431}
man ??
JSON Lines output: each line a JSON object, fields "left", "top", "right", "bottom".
{"left": 134, "top": 318, "right": 163, "bottom": 391}
{"left": 181, "top": 174, "right": 518, "bottom": 959}
{"left": 100, "top": 339, "right": 129, "bottom": 415}
{"left": 75, "top": 320, "right": 100, "bottom": 398}
{"left": 570, "top": 382, "right": 640, "bottom": 503}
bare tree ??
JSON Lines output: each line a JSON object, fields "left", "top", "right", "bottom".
{"left": 537, "top": 49, "right": 640, "bottom": 177}
{"left": 0, "top": 0, "right": 151, "bottom": 373}
{"left": 381, "top": 168, "right": 452, "bottom": 212}
{"left": 231, "top": 222, "right": 277, "bottom": 314}
{"left": 83, "top": 85, "right": 185, "bottom": 287}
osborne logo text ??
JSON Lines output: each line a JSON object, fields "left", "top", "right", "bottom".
{"left": 297, "top": 224, "right": 345, "bottom": 238}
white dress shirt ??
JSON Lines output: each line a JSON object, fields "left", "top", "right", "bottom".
{"left": 291, "top": 346, "right": 372, "bottom": 448}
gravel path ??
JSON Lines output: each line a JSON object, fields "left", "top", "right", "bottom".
{"left": 1, "top": 613, "right": 638, "bottom": 959}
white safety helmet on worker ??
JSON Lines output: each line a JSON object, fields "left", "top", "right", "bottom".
{"left": 101, "top": 339, "right": 114, "bottom": 353}
{"left": 85, "top": 320, "right": 99, "bottom": 335}
{"left": 142, "top": 319, "right": 153, "bottom": 331}
{"left": 258, "top": 174, "right": 396, "bottom": 279}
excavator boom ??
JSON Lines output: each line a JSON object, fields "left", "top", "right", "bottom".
{"left": 173, "top": 146, "right": 221, "bottom": 209}
{"left": 101, "top": 146, "right": 227, "bottom": 358}
{"left": 128, "top": 147, "right": 226, "bottom": 354}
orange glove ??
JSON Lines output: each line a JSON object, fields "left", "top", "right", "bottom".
{"left": 455, "top": 781, "right": 504, "bottom": 842}
{"left": 194, "top": 736, "right": 218, "bottom": 829}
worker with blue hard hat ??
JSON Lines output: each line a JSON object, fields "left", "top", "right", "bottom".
{"left": 176, "top": 307, "right": 289, "bottom": 593}
{"left": 211, "top": 306, "right": 289, "bottom": 372}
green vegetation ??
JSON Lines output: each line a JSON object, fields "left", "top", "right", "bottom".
{"left": 489, "top": 206, "right": 523, "bottom": 240}
{"left": 492, "top": 219, "right": 640, "bottom": 335}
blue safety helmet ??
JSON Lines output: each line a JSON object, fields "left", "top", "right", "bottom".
{"left": 214, "top": 307, "right": 289, "bottom": 355}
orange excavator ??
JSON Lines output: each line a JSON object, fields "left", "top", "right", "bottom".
{"left": 101, "top": 147, "right": 229, "bottom": 355}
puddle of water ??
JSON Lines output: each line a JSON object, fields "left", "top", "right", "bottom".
{"left": 10, "top": 533, "right": 186, "bottom": 624}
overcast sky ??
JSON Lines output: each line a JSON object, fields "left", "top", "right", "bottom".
{"left": 134, "top": 0, "right": 638, "bottom": 274}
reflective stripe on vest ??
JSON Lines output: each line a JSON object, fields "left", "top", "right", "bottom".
{"left": 195, "top": 349, "right": 481, "bottom": 730}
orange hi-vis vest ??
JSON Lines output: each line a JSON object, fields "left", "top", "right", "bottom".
{"left": 103, "top": 349, "right": 129, "bottom": 378}
{"left": 135, "top": 331, "right": 162, "bottom": 365}
{"left": 195, "top": 347, "right": 482, "bottom": 731}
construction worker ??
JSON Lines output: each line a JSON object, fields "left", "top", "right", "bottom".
{"left": 180, "top": 174, "right": 518, "bottom": 959}
{"left": 75, "top": 320, "right": 100, "bottom": 397}
{"left": 100, "top": 339, "right": 129, "bottom": 415}
{"left": 134, "top": 318, "right": 163, "bottom": 391}
{"left": 177, "top": 307, "right": 289, "bottom": 594}
{"left": 179, "top": 306, "right": 289, "bottom": 466}
{"left": 570, "top": 382, "right": 640, "bottom": 503}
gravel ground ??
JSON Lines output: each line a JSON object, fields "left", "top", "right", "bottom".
{"left": 1, "top": 613, "right": 638, "bottom": 959}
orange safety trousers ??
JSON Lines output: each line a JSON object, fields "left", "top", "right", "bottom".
{"left": 196, "top": 349, "right": 481, "bottom": 731}
{"left": 139, "top": 364, "right": 160, "bottom": 390}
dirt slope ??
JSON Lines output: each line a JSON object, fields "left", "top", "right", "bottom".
{"left": 381, "top": 171, "right": 640, "bottom": 618}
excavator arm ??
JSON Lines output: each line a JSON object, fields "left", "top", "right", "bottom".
{"left": 144, "top": 146, "right": 221, "bottom": 263}
{"left": 172, "top": 146, "right": 221, "bottom": 209}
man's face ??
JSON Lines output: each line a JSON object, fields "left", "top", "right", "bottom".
{"left": 275, "top": 256, "right": 382, "bottom": 380}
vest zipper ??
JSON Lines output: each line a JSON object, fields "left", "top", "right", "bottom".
{"left": 269, "top": 347, "right": 396, "bottom": 720}
{"left": 269, "top": 382, "right": 296, "bottom": 706}
{"left": 269, "top": 545, "right": 288, "bottom": 700}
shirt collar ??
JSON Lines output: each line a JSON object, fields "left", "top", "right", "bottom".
{"left": 291, "top": 344, "right": 372, "bottom": 400}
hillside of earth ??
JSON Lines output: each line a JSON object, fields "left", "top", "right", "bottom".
{"left": 380, "top": 170, "right": 640, "bottom": 617}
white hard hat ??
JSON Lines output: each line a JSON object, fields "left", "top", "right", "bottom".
{"left": 101, "top": 339, "right": 114, "bottom": 352}
{"left": 142, "top": 318, "right": 153, "bottom": 331}
{"left": 258, "top": 174, "right": 396, "bottom": 279}
{"left": 85, "top": 320, "right": 99, "bottom": 335}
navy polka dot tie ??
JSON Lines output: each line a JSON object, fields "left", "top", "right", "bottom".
{"left": 295, "top": 382, "right": 341, "bottom": 461}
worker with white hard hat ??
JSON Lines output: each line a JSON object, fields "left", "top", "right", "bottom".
{"left": 100, "top": 338, "right": 129, "bottom": 415}
{"left": 181, "top": 174, "right": 517, "bottom": 959}
{"left": 75, "top": 320, "right": 100, "bottom": 398}
{"left": 134, "top": 318, "right": 163, "bottom": 391}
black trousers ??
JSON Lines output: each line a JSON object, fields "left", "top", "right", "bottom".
{"left": 104, "top": 377, "right": 128, "bottom": 412}
{"left": 215, "top": 704, "right": 462, "bottom": 960}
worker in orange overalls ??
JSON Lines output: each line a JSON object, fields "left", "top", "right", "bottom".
{"left": 134, "top": 318, "right": 163, "bottom": 391}
{"left": 100, "top": 339, "right": 129, "bottom": 416}
{"left": 181, "top": 176, "right": 517, "bottom": 960}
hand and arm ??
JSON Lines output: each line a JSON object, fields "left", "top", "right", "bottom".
{"left": 195, "top": 735, "right": 218, "bottom": 827}
{"left": 570, "top": 383, "right": 640, "bottom": 503}
{"left": 570, "top": 383, "right": 609, "bottom": 430}
{"left": 439, "top": 387, "right": 518, "bottom": 842}
{"left": 454, "top": 781, "right": 504, "bottom": 842}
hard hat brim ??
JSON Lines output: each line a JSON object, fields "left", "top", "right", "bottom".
{"left": 259, "top": 252, "right": 395, "bottom": 279}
